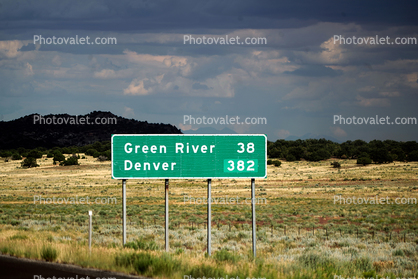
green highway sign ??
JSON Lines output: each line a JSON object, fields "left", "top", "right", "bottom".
{"left": 111, "top": 134, "right": 267, "bottom": 179}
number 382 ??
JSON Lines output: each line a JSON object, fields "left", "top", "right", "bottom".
{"left": 226, "top": 160, "right": 255, "bottom": 172}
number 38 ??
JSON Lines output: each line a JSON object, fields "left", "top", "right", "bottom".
{"left": 237, "top": 142, "right": 254, "bottom": 153}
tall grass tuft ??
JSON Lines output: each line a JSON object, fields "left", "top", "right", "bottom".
{"left": 41, "top": 246, "right": 58, "bottom": 262}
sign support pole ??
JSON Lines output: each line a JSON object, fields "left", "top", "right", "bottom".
{"left": 165, "top": 179, "right": 169, "bottom": 252}
{"left": 251, "top": 178, "right": 256, "bottom": 258}
{"left": 207, "top": 178, "right": 212, "bottom": 256}
{"left": 88, "top": 210, "right": 92, "bottom": 254}
{"left": 122, "top": 179, "right": 126, "bottom": 246}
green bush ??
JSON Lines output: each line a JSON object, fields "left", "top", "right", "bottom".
{"left": 27, "top": 150, "right": 43, "bottom": 159}
{"left": 357, "top": 157, "right": 372, "bottom": 166}
{"left": 9, "top": 233, "right": 28, "bottom": 240}
{"left": 21, "top": 157, "right": 39, "bottom": 168}
{"left": 331, "top": 161, "right": 341, "bottom": 168}
{"left": 0, "top": 150, "right": 12, "bottom": 158}
{"left": 115, "top": 252, "right": 136, "bottom": 267}
{"left": 408, "top": 150, "right": 418, "bottom": 161}
{"left": 40, "top": 246, "right": 58, "bottom": 262}
{"left": 213, "top": 248, "right": 240, "bottom": 264}
{"left": 53, "top": 152, "right": 65, "bottom": 163}
{"left": 354, "top": 256, "right": 373, "bottom": 271}
{"left": 85, "top": 149, "right": 97, "bottom": 156}
{"left": 188, "top": 264, "right": 226, "bottom": 278}
{"left": 60, "top": 156, "right": 79, "bottom": 166}
{"left": 116, "top": 252, "right": 181, "bottom": 276}
{"left": 11, "top": 153, "right": 22, "bottom": 160}
{"left": 124, "top": 238, "right": 159, "bottom": 251}
{"left": 298, "top": 252, "right": 335, "bottom": 269}
{"left": 392, "top": 249, "right": 405, "bottom": 256}
{"left": 268, "top": 159, "right": 281, "bottom": 167}
{"left": 285, "top": 154, "right": 297, "bottom": 162}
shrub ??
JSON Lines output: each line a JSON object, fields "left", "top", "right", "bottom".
{"left": 115, "top": 252, "right": 136, "bottom": 267}
{"left": 46, "top": 153, "right": 54, "bottom": 158}
{"left": 298, "top": 252, "right": 335, "bottom": 269}
{"left": 60, "top": 157, "right": 79, "bottom": 166}
{"left": 97, "top": 155, "right": 108, "bottom": 162}
{"left": 408, "top": 150, "right": 418, "bottom": 161}
{"left": 53, "top": 152, "right": 65, "bottom": 163}
{"left": 117, "top": 252, "right": 181, "bottom": 276}
{"left": 213, "top": 248, "right": 240, "bottom": 263}
{"left": 21, "top": 157, "right": 39, "bottom": 168}
{"left": 27, "top": 150, "right": 43, "bottom": 159}
{"left": 330, "top": 161, "right": 341, "bottom": 168}
{"left": 9, "top": 233, "right": 28, "bottom": 240}
{"left": 85, "top": 149, "right": 97, "bottom": 156}
{"left": 285, "top": 154, "right": 297, "bottom": 162}
{"left": 40, "top": 246, "right": 58, "bottom": 262}
{"left": 124, "top": 238, "right": 159, "bottom": 251}
{"left": 354, "top": 256, "right": 373, "bottom": 271}
{"left": 267, "top": 159, "right": 281, "bottom": 167}
{"left": 11, "top": 153, "right": 22, "bottom": 160}
{"left": 392, "top": 249, "right": 405, "bottom": 256}
{"left": 0, "top": 150, "right": 12, "bottom": 158}
{"left": 357, "top": 157, "right": 372, "bottom": 166}
{"left": 188, "top": 264, "right": 226, "bottom": 279}
{"left": 273, "top": 160, "right": 281, "bottom": 167}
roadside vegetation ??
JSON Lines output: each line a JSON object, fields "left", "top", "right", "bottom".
{"left": 1, "top": 139, "right": 418, "bottom": 278}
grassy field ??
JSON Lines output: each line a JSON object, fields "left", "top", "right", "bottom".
{"left": 1, "top": 155, "right": 418, "bottom": 278}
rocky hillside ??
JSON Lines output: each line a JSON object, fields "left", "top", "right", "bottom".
{"left": 0, "top": 111, "right": 182, "bottom": 149}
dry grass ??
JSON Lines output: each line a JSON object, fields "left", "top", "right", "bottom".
{"left": 1, "top": 155, "right": 418, "bottom": 278}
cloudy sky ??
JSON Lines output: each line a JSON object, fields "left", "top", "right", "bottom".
{"left": 1, "top": 0, "right": 417, "bottom": 142}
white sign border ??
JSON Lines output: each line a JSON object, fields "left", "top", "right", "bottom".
{"left": 111, "top": 134, "right": 267, "bottom": 179}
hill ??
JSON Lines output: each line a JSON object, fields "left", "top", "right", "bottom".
{"left": 0, "top": 111, "right": 181, "bottom": 149}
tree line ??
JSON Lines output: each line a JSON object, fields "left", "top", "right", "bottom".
{"left": 1, "top": 139, "right": 418, "bottom": 168}
{"left": 268, "top": 139, "right": 418, "bottom": 164}
{"left": 0, "top": 141, "right": 111, "bottom": 168}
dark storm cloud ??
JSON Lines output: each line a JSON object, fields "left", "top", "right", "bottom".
{"left": 1, "top": 0, "right": 417, "bottom": 33}
{"left": 1, "top": 0, "right": 418, "bottom": 142}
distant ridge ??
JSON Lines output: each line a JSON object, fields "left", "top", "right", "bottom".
{"left": 0, "top": 111, "right": 182, "bottom": 149}
{"left": 285, "top": 133, "right": 342, "bottom": 143}
{"left": 181, "top": 127, "right": 237, "bottom": 134}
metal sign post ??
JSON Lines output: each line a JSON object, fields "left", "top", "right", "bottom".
{"left": 165, "top": 179, "right": 169, "bottom": 252}
{"left": 251, "top": 178, "right": 256, "bottom": 258}
{"left": 207, "top": 178, "right": 211, "bottom": 256}
{"left": 122, "top": 179, "right": 126, "bottom": 246}
{"left": 88, "top": 210, "right": 92, "bottom": 253}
